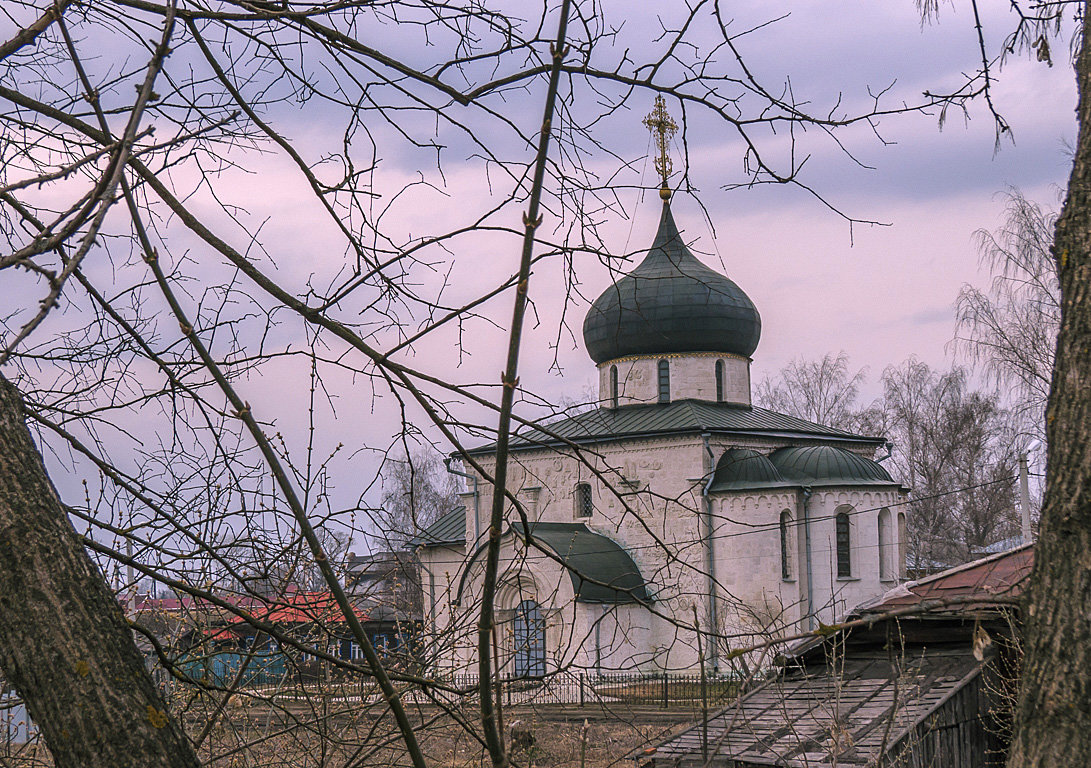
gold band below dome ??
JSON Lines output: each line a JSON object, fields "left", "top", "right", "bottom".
{"left": 597, "top": 351, "right": 751, "bottom": 367}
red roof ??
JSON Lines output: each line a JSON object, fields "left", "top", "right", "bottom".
{"left": 131, "top": 594, "right": 261, "bottom": 613}
{"left": 862, "top": 543, "right": 1033, "bottom": 615}
{"left": 227, "top": 591, "right": 369, "bottom": 626}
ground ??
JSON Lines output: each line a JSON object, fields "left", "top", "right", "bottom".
{"left": 1, "top": 693, "right": 696, "bottom": 768}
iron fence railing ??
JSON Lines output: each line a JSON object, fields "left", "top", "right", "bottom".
{"left": 220, "top": 669, "right": 740, "bottom": 710}
{"left": 441, "top": 671, "right": 741, "bottom": 709}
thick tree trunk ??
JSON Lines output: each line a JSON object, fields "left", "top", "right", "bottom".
{"left": 0, "top": 374, "right": 201, "bottom": 768}
{"left": 1008, "top": 3, "right": 1091, "bottom": 764}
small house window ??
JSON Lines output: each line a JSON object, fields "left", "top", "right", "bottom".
{"left": 658, "top": 359, "right": 670, "bottom": 403}
{"left": 715, "top": 360, "right": 724, "bottom": 402}
{"left": 610, "top": 365, "right": 619, "bottom": 408}
{"left": 780, "top": 510, "right": 792, "bottom": 579}
{"left": 836, "top": 511, "right": 852, "bottom": 578}
{"left": 575, "top": 483, "right": 593, "bottom": 518}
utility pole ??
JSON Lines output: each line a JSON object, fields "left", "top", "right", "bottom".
{"left": 1019, "top": 453, "right": 1033, "bottom": 544}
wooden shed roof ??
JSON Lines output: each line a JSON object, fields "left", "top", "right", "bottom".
{"left": 649, "top": 647, "right": 980, "bottom": 767}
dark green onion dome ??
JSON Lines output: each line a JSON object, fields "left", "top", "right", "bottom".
{"left": 708, "top": 448, "right": 791, "bottom": 492}
{"left": 583, "top": 201, "right": 761, "bottom": 364}
{"left": 768, "top": 445, "right": 894, "bottom": 486}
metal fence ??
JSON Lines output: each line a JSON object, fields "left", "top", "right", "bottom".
{"left": 175, "top": 656, "right": 741, "bottom": 711}
{"left": 417, "top": 671, "right": 740, "bottom": 710}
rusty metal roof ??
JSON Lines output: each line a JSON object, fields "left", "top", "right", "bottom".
{"left": 858, "top": 543, "right": 1033, "bottom": 615}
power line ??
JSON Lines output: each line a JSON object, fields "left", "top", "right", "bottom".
{"left": 436, "top": 474, "right": 1022, "bottom": 562}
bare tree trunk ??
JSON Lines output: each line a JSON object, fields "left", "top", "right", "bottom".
{"left": 0, "top": 374, "right": 201, "bottom": 768}
{"left": 1009, "top": 3, "right": 1091, "bottom": 764}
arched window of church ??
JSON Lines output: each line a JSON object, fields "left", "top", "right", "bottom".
{"left": 836, "top": 510, "right": 852, "bottom": 578}
{"left": 658, "top": 359, "right": 670, "bottom": 403}
{"left": 780, "top": 510, "right": 792, "bottom": 579}
{"left": 715, "top": 360, "right": 724, "bottom": 402}
{"left": 898, "top": 511, "right": 908, "bottom": 578}
{"left": 878, "top": 507, "right": 894, "bottom": 581}
{"left": 610, "top": 365, "right": 619, "bottom": 408}
{"left": 575, "top": 483, "right": 593, "bottom": 518}
{"left": 513, "top": 599, "right": 545, "bottom": 677}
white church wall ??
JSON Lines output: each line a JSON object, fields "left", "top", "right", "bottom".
{"left": 572, "top": 602, "right": 656, "bottom": 672}
{"left": 597, "top": 353, "right": 751, "bottom": 406}
{"left": 806, "top": 488, "right": 905, "bottom": 623}
{"left": 464, "top": 435, "right": 717, "bottom": 672}
{"left": 417, "top": 543, "right": 473, "bottom": 675}
{"left": 438, "top": 439, "right": 905, "bottom": 675}
{"left": 713, "top": 491, "right": 807, "bottom": 645}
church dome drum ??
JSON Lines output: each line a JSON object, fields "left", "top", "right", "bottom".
{"left": 582, "top": 202, "right": 761, "bottom": 365}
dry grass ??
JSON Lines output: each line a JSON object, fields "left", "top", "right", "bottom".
{"left": 2, "top": 696, "right": 691, "bottom": 768}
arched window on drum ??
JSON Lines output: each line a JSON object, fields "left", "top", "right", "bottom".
{"left": 658, "top": 359, "right": 670, "bottom": 403}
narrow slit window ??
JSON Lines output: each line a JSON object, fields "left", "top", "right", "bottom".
{"left": 658, "top": 359, "right": 670, "bottom": 403}
{"left": 878, "top": 507, "right": 893, "bottom": 580}
{"left": 575, "top": 483, "right": 593, "bottom": 518}
{"left": 898, "top": 511, "right": 908, "bottom": 579}
{"left": 780, "top": 510, "right": 792, "bottom": 579}
{"left": 836, "top": 511, "right": 852, "bottom": 578}
{"left": 610, "top": 365, "right": 619, "bottom": 408}
{"left": 715, "top": 360, "right": 724, "bottom": 402}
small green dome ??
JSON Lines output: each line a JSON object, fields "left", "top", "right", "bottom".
{"left": 769, "top": 445, "right": 893, "bottom": 486}
{"left": 708, "top": 448, "right": 790, "bottom": 492}
{"left": 583, "top": 201, "right": 761, "bottom": 364}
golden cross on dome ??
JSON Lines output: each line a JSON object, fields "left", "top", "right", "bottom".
{"left": 643, "top": 95, "right": 677, "bottom": 198}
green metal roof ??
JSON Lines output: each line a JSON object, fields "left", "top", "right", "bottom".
{"left": 468, "top": 399, "right": 882, "bottom": 455}
{"left": 408, "top": 505, "right": 466, "bottom": 548}
{"left": 583, "top": 201, "right": 761, "bottom": 363}
{"left": 525, "top": 522, "right": 651, "bottom": 604}
{"left": 708, "top": 447, "right": 795, "bottom": 492}
{"left": 769, "top": 445, "right": 895, "bottom": 486}
{"left": 456, "top": 522, "right": 650, "bottom": 605}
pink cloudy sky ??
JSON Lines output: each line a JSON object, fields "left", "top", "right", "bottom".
{"left": 352, "top": 1, "right": 1075, "bottom": 412}
{"left": 193, "top": 2, "right": 1075, "bottom": 521}
{"left": 3, "top": 1, "right": 1075, "bottom": 534}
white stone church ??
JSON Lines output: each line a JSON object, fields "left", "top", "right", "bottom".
{"left": 415, "top": 187, "right": 908, "bottom": 677}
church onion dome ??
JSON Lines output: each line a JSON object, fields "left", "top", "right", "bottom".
{"left": 768, "top": 445, "right": 894, "bottom": 486}
{"left": 708, "top": 448, "right": 791, "bottom": 492}
{"left": 582, "top": 201, "right": 761, "bottom": 364}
